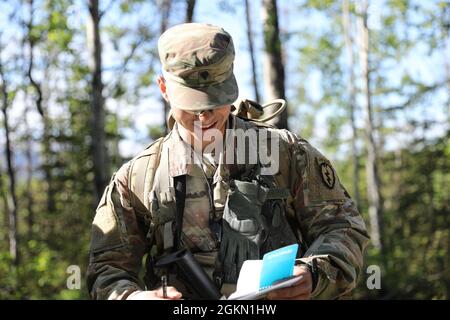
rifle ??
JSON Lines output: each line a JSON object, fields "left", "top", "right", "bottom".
{"left": 155, "top": 248, "right": 222, "bottom": 300}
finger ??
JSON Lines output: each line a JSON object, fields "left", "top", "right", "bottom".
{"left": 156, "top": 286, "right": 183, "bottom": 299}
{"left": 267, "top": 288, "right": 311, "bottom": 301}
{"left": 166, "top": 286, "right": 183, "bottom": 299}
{"left": 267, "top": 280, "right": 311, "bottom": 299}
{"left": 279, "top": 280, "right": 311, "bottom": 297}
{"left": 293, "top": 266, "right": 310, "bottom": 278}
{"left": 267, "top": 293, "right": 311, "bottom": 300}
{"left": 288, "top": 292, "right": 311, "bottom": 300}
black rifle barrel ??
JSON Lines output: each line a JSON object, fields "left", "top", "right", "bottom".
{"left": 155, "top": 249, "right": 222, "bottom": 300}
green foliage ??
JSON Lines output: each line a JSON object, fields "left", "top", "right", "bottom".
{"left": 139, "top": 71, "right": 154, "bottom": 88}
{"left": 0, "top": 238, "right": 88, "bottom": 299}
{"left": 148, "top": 124, "right": 165, "bottom": 140}
{"left": 352, "top": 132, "right": 450, "bottom": 299}
{"left": 301, "top": 0, "right": 336, "bottom": 11}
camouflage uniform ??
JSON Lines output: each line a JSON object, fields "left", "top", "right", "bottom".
{"left": 87, "top": 114, "right": 369, "bottom": 299}
{"left": 86, "top": 23, "right": 370, "bottom": 299}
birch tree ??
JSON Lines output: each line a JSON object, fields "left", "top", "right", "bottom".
{"left": 342, "top": 0, "right": 361, "bottom": 208}
{"left": 26, "top": 0, "right": 56, "bottom": 213}
{"left": 0, "top": 39, "right": 18, "bottom": 265}
{"left": 357, "top": 0, "right": 384, "bottom": 251}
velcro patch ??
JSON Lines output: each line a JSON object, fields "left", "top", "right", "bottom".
{"left": 90, "top": 204, "right": 125, "bottom": 253}
{"left": 318, "top": 160, "right": 335, "bottom": 189}
{"left": 303, "top": 145, "right": 346, "bottom": 206}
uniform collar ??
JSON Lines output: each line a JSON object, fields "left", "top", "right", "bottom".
{"left": 164, "top": 123, "right": 196, "bottom": 177}
{"left": 164, "top": 115, "right": 252, "bottom": 178}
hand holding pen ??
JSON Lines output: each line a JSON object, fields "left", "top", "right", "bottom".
{"left": 125, "top": 276, "right": 182, "bottom": 300}
{"left": 161, "top": 275, "right": 168, "bottom": 299}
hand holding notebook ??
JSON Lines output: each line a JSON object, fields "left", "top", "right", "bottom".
{"left": 228, "top": 244, "right": 302, "bottom": 300}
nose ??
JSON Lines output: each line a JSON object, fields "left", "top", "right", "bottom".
{"left": 197, "top": 110, "right": 213, "bottom": 120}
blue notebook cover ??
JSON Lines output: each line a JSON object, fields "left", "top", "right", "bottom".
{"left": 259, "top": 243, "right": 299, "bottom": 290}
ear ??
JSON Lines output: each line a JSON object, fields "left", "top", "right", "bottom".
{"left": 157, "top": 75, "right": 170, "bottom": 102}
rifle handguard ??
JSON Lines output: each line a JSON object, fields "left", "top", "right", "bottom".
{"left": 155, "top": 249, "right": 222, "bottom": 300}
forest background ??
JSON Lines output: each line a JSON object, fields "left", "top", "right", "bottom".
{"left": 0, "top": 0, "right": 448, "bottom": 299}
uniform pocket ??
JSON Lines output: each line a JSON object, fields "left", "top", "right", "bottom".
{"left": 90, "top": 184, "right": 128, "bottom": 254}
{"left": 222, "top": 180, "right": 267, "bottom": 236}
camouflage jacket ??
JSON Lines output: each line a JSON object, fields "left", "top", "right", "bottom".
{"left": 86, "top": 115, "right": 370, "bottom": 299}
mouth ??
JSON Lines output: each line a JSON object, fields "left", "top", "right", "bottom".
{"left": 197, "top": 121, "right": 217, "bottom": 131}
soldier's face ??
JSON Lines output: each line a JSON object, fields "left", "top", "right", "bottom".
{"left": 157, "top": 75, "right": 231, "bottom": 149}
{"left": 171, "top": 105, "right": 231, "bottom": 149}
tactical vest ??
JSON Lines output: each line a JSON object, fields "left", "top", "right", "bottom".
{"left": 127, "top": 100, "right": 301, "bottom": 295}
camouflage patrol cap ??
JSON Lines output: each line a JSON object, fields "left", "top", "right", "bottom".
{"left": 158, "top": 23, "right": 239, "bottom": 111}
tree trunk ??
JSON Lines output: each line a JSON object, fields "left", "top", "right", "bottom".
{"left": 21, "top": 13, "right": 35, "bottom": 237}
{"left": 185, "top": 0, "right": 196, "bottom": 23}
{"left": 342, "top": 0, "right": 361, "bottom": 208}
{"left": 88, "top": 0, "right": 109, "bottom": 204}
{"left": 24, "top": 105, "right": 35, "bottom": 239}
{"left": 357, "top": 0, "right": 384, "bottom": 252}
{"left": 261, "top": 0, "right": 287, "bottom": 129}
{"left": 244, "top": 0, "right": 260, "bottom": 102}
{"left": 26, "top": 0, "right": 55, "bottom": 214}
{"left": 0, "top": 169, "right": 11, "bottom": 244}
{"left": 0, "top": 47, "right": 19, "bottom": 265}
{"left": 160, "top": 0, "right": 172, "bottom": 134}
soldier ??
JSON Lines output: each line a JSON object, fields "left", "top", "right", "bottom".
{"left": 86, "top": 23, "right": 370, "bottom": 300}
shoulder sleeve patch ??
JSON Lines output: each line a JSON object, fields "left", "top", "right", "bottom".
{"left": 90, "top": 184, "right": 127, "bottom": 254}
{"left": 317, "top": 158, "right": 335, "bottom": 189}
{"left": 302, "top": 144, "right": 347, "bottom": 206}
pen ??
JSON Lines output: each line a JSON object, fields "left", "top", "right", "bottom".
{"left": 161, "top": 275, "right": 168, "bottom": 299}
